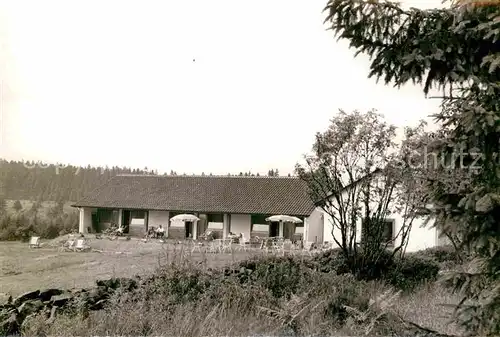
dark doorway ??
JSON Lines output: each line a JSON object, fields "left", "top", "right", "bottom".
{"left": 185, "top": 221, "right": 194, "bottom": 238}
{"left": 91, "top": 213, "right": 98, "bottom": 233}
{"left": 270, "top": 222, "right": 279, "bottom": 237}
{"left": 283, "top": 223, "right": 295, "bottom": 240}
{"left": 122, "top": 210, "right": 131, "bottom": 233}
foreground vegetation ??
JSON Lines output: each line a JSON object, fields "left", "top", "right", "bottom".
{"left": 1, "top": 244, "right": 465, "bottom": 336}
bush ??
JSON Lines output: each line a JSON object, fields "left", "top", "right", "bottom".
{"left": 145, "top": 264, "right": 213, "bottom": 304}
{"left": 410, "top": 245, "right": 466, "bottom": 266}
{"left": 236, "top": 255, "right": 309, "bottom": 299}
{"left": 0, "top": 210, "right": 78, "bottom": 241}
{"left": 312, "top": 248, "right": 439, "bottom": 291}
{"left": 386, "top": 255, "right": 440, "bottom": 291}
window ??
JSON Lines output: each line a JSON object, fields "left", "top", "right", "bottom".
{"left": 251, "top": 214, "right": 268, "bottom": 232}
{"left": 131, "top": 210, "right": 146, "bottom": 219}
{"left": 207, "top": 213, "right": 224, "bottom": 223}
{"left": 97, "top": 209, "right": 119, "bottom": 224}
{"left": 361, "top": 218, "right": 394, "bottom": 246}
{"left": 207, "top": 222, "right": 223, "bottom": 230}
{"left": 252, "top": 224, "right": 269, "bottom": 232}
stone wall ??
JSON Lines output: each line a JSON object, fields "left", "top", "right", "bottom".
{"left": 0, "top": 277, "right": 138, "bottom": 336}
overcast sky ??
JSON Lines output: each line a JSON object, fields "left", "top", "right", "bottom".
{"left": 0, "top": 0, "right": 445, "bottom": 175}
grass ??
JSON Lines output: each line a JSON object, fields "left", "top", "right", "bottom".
{"left": 1, "top": 238, "right": 464, "bottom": 336}
{"left": 0, "top": 237, "right": 260, "bottom": 297}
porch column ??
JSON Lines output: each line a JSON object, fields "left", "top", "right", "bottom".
{"left": 165, "top": 211, "right": 170, "bottom": 237}
{"left": 304, "top": 217, "right": 308, "bottom": 243}
{"left": 279, "top": 221, "right": 284, "bottom": 237}
{"left": 144, "top": 211, "right": 149, "bottom": 234}
{"left": 118, "top": 209, "right": 123, "bottom": 228}
{"left": 223, "top": 213, "right": 230, "bottom": 239}
{"left": 79, "top": 208, "right": 91, "bottom": 234}
{"left": 193, "top": 221, "right": 198, "bottom": 240}
{"left": 79, "top": 208, "right": 84, "bottom": 233}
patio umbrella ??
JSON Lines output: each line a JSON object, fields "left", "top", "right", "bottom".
{"left": 265, "top": 215, "right": 302, "bottom": 223}
{"left": 170, "top": 214, "right": 200, "bottom": 222}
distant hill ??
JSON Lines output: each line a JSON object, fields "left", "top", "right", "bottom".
{"left": 0, "top": 159, "right": 156, "bottom": 202}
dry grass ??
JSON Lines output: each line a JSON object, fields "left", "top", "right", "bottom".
{"left": 21, "top": 272, "right": 463, "bottom": 337}
{"left": 2, "top": 238, "right": 464, "bottom": 336}
{"left": 0, "top": 237, "right": 262, "bottom": 297}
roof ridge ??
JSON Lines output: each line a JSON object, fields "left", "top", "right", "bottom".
{"left": 115, "top": 174, "right": 299, "bottom": 179}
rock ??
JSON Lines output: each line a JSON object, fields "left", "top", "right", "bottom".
{"left": 0, "top": 311, "right": 20, "bottom": 336}
{"left": 18, "top": 299, "right": 44, "bottom": 319}
{"left": 13, "top": 290, "right": 40, "bottom": 307}
{"left": 86, "top": 287, "right": 109, "bottom": 304}
{"left": 96, "top": 277, "right": 137, "bottom": 291}
{"left": 51, "top": 293, "right": 73, "bottom": 307}
{"left": 38, "top": 288, "right": 63, "bottom": 302}
{"left": 90, "top": 299, "right": 107, "bottom": 311}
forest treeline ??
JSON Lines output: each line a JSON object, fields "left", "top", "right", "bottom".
{"left": 0, "top": 159, "right": 155, "bottom": 202}
{"left": 0, "top": 159, "right": 283, "bottom": 202}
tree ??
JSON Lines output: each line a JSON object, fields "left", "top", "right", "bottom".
{"left": 0, "top": 198, "right": 6, "bottom": 215}
{"left": 268, "top": 169, "right": 280, "bottom": 177}
{"left": 296, "top": 110, "right": 424, "bottom": 266}
{"left": 13, "top": 200, "right": 22, "bottom": 212}
{"left": 28, "top": 200, "right": 41, "bottom": 217}
{"left": 323, "top": 1, "right": 500, "bottom": 335}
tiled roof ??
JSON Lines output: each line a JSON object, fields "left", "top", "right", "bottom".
{"left": 72, "top": 175, "right": 315, "bottom": 216}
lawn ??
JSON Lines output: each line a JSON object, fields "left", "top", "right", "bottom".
{"left": 0, "top": 237, "right": 260, "bottom": 297}
{"left": 1, "top": 237, "right": 463, "bottom": 336}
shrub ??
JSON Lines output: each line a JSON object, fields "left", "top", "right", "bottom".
{"left": 385, "top": 255, "right": 440, "bottom": 291}
{"left": 236, "top": 255, "right": 309, "bottom": 299}
{"left": 145, "top": 264, "right": 213, "bottom": 304}
{"left": 312, "top": 248, "right": 440, "bottom": 291}
{"left": 410, "top": 245, "right": 468, "bottom": 268}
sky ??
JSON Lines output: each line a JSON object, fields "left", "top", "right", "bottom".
{"left": 0, "top": 0, "right": 446, "bottom": 175}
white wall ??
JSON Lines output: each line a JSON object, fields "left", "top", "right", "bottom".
{"left": 321, "top": 186, "right": 439, "bottom": 252}
{"left": 231, "top": 214, "right": 251, "bottom": 239}
{"left": 149, "top": 210, "right": 170, "bottom": 235}
{"left": 399, "top": 217, "right": 437, "bottom": 252}
{"left": 305, "top": 208, "right": 324, "bottom": 244}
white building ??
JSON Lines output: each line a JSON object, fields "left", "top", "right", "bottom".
{"left": 319, "top": 172, "right": 442, "bottom": 252}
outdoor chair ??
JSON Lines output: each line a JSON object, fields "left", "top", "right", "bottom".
{"left": 272, "top": 238, "right": 285, "bottom": 255}
{"left": 74, "top": 239, "right": 91, "bottom": 252}
{"left": 28, "top": 236, "right": 41, "bottom": 248}
{"left": 58, "top": 239, "right": 75, "bottom": 252}
{"left": 191, "top": 241, "right": 204, "bottom": 253}
{"left": 321, "top": 242, "right": 334, "bottom": 252}
{"left": 288, "top": 241, "right": 302, "bottom": 256}
{"left": 207, "top": 240, "right": 220, "bottom": 254}
{"left": 307, "top": 242, "right": 321, "bottom": 256}
{"left": 261, "top": 238, "right": 273, "bottom": 253}
{"left": 238, "top": 235, "right": 250, "bottom": 252}
{"left": 220, "top": 238, "right": 233, "bottom": 253}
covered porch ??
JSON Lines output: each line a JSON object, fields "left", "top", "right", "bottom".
{"left": 78, "top": 208, "right": 308, "bottom": 242}
{"left": 78, "top": 207, "right": 231, "bottom": 240}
